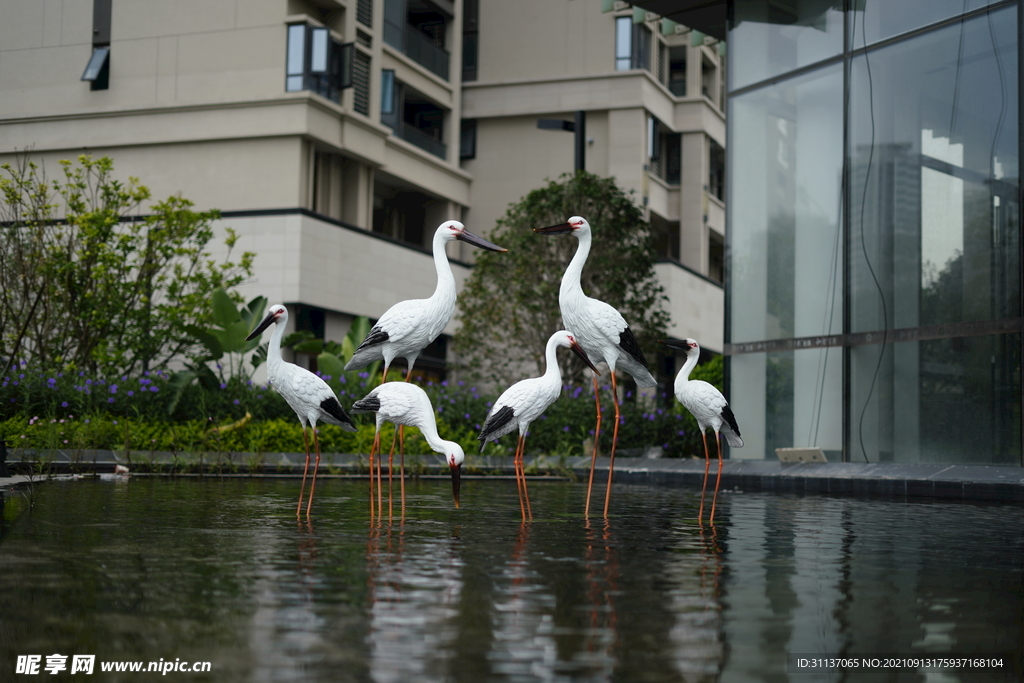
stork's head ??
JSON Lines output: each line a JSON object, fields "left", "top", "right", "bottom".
{"left": 533, "top": 215, "right": 591, "bottom": 237}
{"left": 437, "top": 220, "right": 508, "bottom": 253}
{"left": 246, "top": 304, "right": 288, "bottom": 341}
{"left": 441, "top": 441, "right": 465, "bottom": 509}
{"left": 553, "top": 330, "right": 600, "bottom": 374}
{"left": 660, "top": 337, "right": 700, "bottom": 356}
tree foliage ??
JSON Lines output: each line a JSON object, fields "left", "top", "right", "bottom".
{"left": 454, "top": 171, "right": 670, "bottom": 387}
{"left": 0, "top": 154, "right": 254, "bottom": 378}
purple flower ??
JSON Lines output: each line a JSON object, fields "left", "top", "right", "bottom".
{"left": 463, "top": 413, "right": 471, "bottom": 420}
{"left": 109, "top": 385, "right": 118, "bottom": 393}
{"left": 563, "top": 425, "right": 570, "bottom": 432}
{"left": 127, "top": 390, "right": 134, "bottom": 397}
{"left": 86, "top": 379, "right": 93, "bottom": 385}
{"left": 233, "top": 399, "right": 240, "bottom": 405}
{"left": 219, "top": 383, "right": 227, "bottom": 390}
{"left": 61, "top": 402, "right": 68, "bottom": 407}
{"left": 441, "top": 380, "right": 449, "bottom": 387}
{"left": 149, "top": 386, "right": 159, "bottom": 392}
{"left": 107, "top": 397, "right": 114, "bottom": 403}
{"left": 677, "top": 430, "right": 686, "bottom": 436}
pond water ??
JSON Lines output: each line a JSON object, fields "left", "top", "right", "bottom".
{"left": 0, "top": 478, "right": 1021, "bottom": 682}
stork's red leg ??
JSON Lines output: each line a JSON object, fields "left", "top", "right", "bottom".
{"left": 513, "top": 435, "right": 525, "bottom": 521}
{"left": 521, "top": 435, "right": 532, "bottom": 520}
{"left": 709, "top": 432, "right": 724, "bottom": 524}
{"left": 399, "top": 423, "right": 406, "bottom": 517}
{"left": 297, "top": 426, "right": 311, "bottom": 520}
{"left": 305, "top": 427, "right": 322, "bottom": 520}
{"left": 603, "top": 372, "right": 620, "bottom": 517}
{"left": 369, "top": 429, "right": 380, "bottom": 518}
{"left": 584, "top": 375, "right": 602, "bottom": 517}
{"left": 698, "top": 431, "right": 711, "bottom": 524}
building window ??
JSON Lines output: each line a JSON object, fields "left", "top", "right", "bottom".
{"left": 381, "top": 74, "right": 446, "bottom": 159}
{"left": 668, "top": 45, "right": 686, "bottom": 96}
{"left": 82, "top": 0, "right": 112, "bottom": 91}
{"left": 708, "top": 138, "right": 724, "bottom": 201}
{"left": 357, "top": 0, "right": 373, "bottom": 28}
{"left": 383, "top": 0, "right": 450, "bottom": 80}
{"left": 285, "top": 23, "right": 354, "bottom": 104}
{"left": 647, "top": 115, "right": 680, "bottom": 184}
{"left": 460, "top": 119, "right": 477, "bottom": 159}
{"left": 352, "top": 49, "right": 371, "bottom": 115}
{"left": 81, "top": 46, "right": 110, "bottom": 90}
{"left": 463, "top": 0, "right": 479, "bottom": 81}
{"left": 615, "top": 16, "right": 651, "bottom": 71}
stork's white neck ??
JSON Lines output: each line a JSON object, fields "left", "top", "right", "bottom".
{"left": 267, "top": 313, "right": 287, "bottom": 378}
{"left": 675, "top": 350, "right": 699, "bottom": 390}
{"left": 560, "top": 229, "right": 591, "bottom": 300}
{"left": 542, "top": 335, "right": 565, "bottom": 384}
{"left": 430, "top": 230, "right": 457, "bottom": 304}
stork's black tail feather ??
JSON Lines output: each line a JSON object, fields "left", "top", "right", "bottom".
{"left": 321, "top": 396, "right": 357, "bottom": 432}
{"left": 477, "top": 405, "right": 515, "bottom": 452}
{"left": 351, "top": 396, "right": 381, "bottom": 413}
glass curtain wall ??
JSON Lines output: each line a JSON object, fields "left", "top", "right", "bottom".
{"left": 727, "top": 0, "right": 1022, "bottom": 465}
{"left": 848, "top": 3, "right": 1020, "bottom": 464}
{"left": 729, "top": 65, "right": 845, "bottom": 460}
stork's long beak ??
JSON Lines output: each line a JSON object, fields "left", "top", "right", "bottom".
{"left": 458, "top": 228, "right": 508, "bottom": 252}
{"left": 570, "top": 340, "right": 600, "bottom": 374}
{"left": 246, "top": 312, "right": 276, "bottom": 341}
{"left": 533, "top": 222, "right": 574, "bottom": 234}
{"left": 450, "top": 463, "right": 462, "bottom": 509}
{"left": 659, "top": 339, "right": 691, "bottom": 351}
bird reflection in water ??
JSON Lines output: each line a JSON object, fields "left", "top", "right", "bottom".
{"left": 584, "top": 517, "right": 619, "bottom": 671}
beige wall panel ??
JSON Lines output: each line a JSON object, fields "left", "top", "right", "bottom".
{"left": 0, "top": 45, "right": 99, "bottom": 118}
{"left": 606, "top": 107, "right": 644, "bottom": 195}
{"left": 463, "top": 73, "right": 652, "bottom": 120}
{"left": 113, "top": 0, "right": 237, "bottom": 40}
{"left": 0, "top": 137, "right": 304, "bottom": 212}
{"left": 338, "top": 113, "right": 389, "bottom": 165}
{"left": 477, "top": 0, "right": 615, "bottom": 82}
{"left": 654, "top": 262, "right": 723, "bottom": 353}
{"left": 673, "top": 99, "right": 724, "bottom": 143}
{"left": 235, "top": 0, "right": 288, "bottom": 29}
{"left": 678, "top": 131, "right": 706, "bottom": 273}
{"left": 646, "top": 177, "right": 679, "bottom": 223}
{"left": 156, "top": 36, "right": 178, "bottom": 103}
{"left": 1, "top": 100, "right": 314, "bottom": 153}
{"left": 42, "top": 0, "right": 63, "bottom": 48}
{"left": 174, "top": 26, "right": 284, "bottom": 103}
{"left": 58, "top": 0, "right": 91, "bottom": 46}
{"left": 583, "top": 109, "right": 609, "bottom": 177}
{"left": 0, "top": 0, "right": 46, "bottom": 51}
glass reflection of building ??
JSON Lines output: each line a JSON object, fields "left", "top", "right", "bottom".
{"left": 724, "top": 0, "right": 1022, "bottom": 465}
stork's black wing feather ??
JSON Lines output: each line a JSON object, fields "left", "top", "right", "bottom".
{"left": 321, "top": 396, "right": 357, "bottom": 431}
{"left": 355, "top": 325, "right": 389, "bottom": 351}
{"left": 478, "top": 405, "right": 515, "bottom": 451}
{"left": 351, "top": 396, "right": 381, "bottom": 413}
{"left": 618, "top": 326, "right": 650, "bottom": 371}
{"left": 720, "top": 403, "right": 741, "bottom": 437}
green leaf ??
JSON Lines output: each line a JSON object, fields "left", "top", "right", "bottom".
{"left": 317, "top": 351, "right": 346, "bottom": 385}
{"left": 293, "top": 339, "right": 325, "bottom": 355}
{"left": 211, "top": 288, "right": 240, "bottom": 328}
{"left": 221, "top": 319, "right": 251, "bottom": 354}
{"left": 183, "top": 324, "right": 224, "bottom": 360}
{"left": 240, "top": 295, "right": 267, "bottom": 330}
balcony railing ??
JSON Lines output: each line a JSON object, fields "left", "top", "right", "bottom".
{"left": 383, "top": 20, "right": 450, "bottom": 80}
{"left": 392, "top": 121, "right": 447, "bottom": 159}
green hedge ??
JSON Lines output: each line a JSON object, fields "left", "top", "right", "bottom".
{"left": 1, "top": 358, "right": 725, "bottom": 460}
